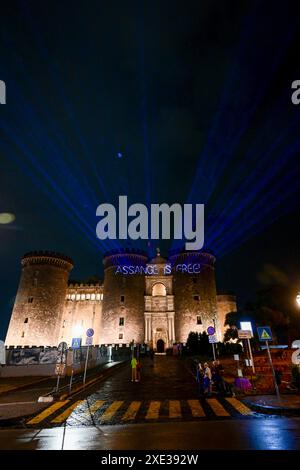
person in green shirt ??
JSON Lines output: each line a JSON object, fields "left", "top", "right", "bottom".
{"left": 131, "top": 356, "right": 137, "bottom": 382}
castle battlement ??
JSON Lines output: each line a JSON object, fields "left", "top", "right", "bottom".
{"left": 68, "top": 282, "right": 103, "bottom": 288}
{"left": 22, "top": 251, "right": 73, "bottom": 271}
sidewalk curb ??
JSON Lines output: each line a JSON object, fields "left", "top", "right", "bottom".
{"left": 0, "top": 416, "right": 31, "bottom": 427}
{"left": 243, "top": 398, "right": 300, "bottom": 416}
{"left": 0, "top": 361, "right": 128, "bottom": 427}
{"left": 0, "top": 376, "right": 51, "bottom": 396}
{"left": 58, "top": 361, "right": 127, "bottom": 400}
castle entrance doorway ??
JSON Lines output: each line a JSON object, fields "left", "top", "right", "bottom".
{"left": 156, "top": 339, "right": 165, "bottom": 353}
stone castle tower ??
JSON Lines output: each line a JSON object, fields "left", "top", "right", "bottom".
{"left": 5, "top": 249, "right": 236, "bottom": 349}
{"left": 169, "top": 250, "right": 220, "bottom": 343}
{"left": 5, "top": 252, "right": 73, "bottom": 347}
{"left": 101, "top": 250, "right": 148, "bottom": 345}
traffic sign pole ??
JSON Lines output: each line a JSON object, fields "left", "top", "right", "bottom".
{"left": 207, "top": 326, "right": 217, "bottom": 360}
{"left": 247, "top": 338, "right": 255, "bottom": 374}
{"left": 56, "top": 372, "right": 60, "bottom": 393}
{"left": 56, "top": 342, "right": 67, "bottom": 392}
{"left": 83, "top": 328, "right": 94, "bottom": 386}
{"left": 69, "top": 368, "right": 74, "bottom": 393}
{"left": 212, "top": 342, "right": 216, "bottom": 361}
{"left": 257, "top": 326, "right": 279, "bottom": 399}
{"left": 83, "top": 345, "right": 89, "bottom": 386}
{"left": 266, "top": 340, "right": 280, "bottom": 400}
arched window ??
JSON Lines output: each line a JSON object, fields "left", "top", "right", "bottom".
{"left": 152, "top": 283, "right": 166, "bottom": 296}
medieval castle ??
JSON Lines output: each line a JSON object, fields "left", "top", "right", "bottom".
{"left": 5, "top": 249, "right": 237, "bottom": 351}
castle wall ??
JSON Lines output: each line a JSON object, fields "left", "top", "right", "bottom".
{"left": 5, "top": 250, "right": 236, "bottom": 349}
{"left": 59, "top": 284, "right": 103, "bottom": 346}
{"left": 217, "top": 294, "right": 237, "bottom": 340}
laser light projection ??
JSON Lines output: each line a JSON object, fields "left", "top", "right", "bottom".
{"left": 96, "top": 196, "right": 205, "bottom": 250}
{"left": 115, "top": 262, "right": 202, "bottom": 275}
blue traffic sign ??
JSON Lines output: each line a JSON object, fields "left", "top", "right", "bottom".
{"left": 257, "top": 326, "right": 273, "bottom": 341}
{"left": 207, "top": 326, "right": 215, "bottom": 335}
{"left": 86, "top": 328, "right": 94, "bottom": 338}
{"left": 71, "top": 337, "right": 82, "bottom": 349}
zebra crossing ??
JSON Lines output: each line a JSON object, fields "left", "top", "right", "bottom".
{"left": 26, "top": 396, "right": 254, "bottom": 427}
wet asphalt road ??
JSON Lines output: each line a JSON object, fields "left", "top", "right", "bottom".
{"left": 1, "top": 356, "right": 300, "bottom": 450}
{"left": 23, "top": 356, "right": 261, "bottom": 427}
{"left": 1, "top": 417, "right": 300, "bottom": 450}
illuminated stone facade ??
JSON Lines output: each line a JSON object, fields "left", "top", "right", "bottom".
{"left": 5, "top": 250, "right": 236, "bottom": 350}
{"left": 144, "top": 254, "right": 175, "bottom": 351}
{"left": 216, "top": 294, "right": 238, "bottom": 334}
{"left": 5, "top": 252, "right": 73, "bottom": 347}
{"left": 170, "top": 251, "right": 221, "bottom": 344}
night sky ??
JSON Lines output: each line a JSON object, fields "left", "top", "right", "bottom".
{"left": 1, "top": 0, "right": 300, "bottom": 340}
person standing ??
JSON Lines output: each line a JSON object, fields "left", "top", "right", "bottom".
{"left": 275, "top": 367, "right": 282, "bottom": 387}
{"left": 131, "top": 356, "right": 138, "bottom": 382}
{"left": 212, "top": 360, "right": 222, "bottom": 393}
{"left": 203, "top": 362, "right": 212, "bottom": 395}
{"left": 215, "top": 359, "right": 226, "bottom": 394}
{"left": 196, "top": 361, "right": 204, "bottom": 395}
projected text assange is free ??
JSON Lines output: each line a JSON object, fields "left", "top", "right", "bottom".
{"left": 96, "top": 196, "right": 204, "bottom": 250}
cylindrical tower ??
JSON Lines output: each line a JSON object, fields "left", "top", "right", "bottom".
{"left": 101, "top": 249, "right": 148, "bottom": 345}
{"left": 5, "top": 251, "right": 73, "bottom": 347}
{"left": 169, "top": 250, "right": 219, "bottom": 343}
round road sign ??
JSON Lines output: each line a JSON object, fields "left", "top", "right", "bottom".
{"left": 86, "top": 328, "right": 94, "bottom": 337}
{"left": 207, "top": 326, "right": 215, "bottom": 336}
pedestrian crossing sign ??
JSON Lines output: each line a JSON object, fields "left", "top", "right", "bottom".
{"left": 71, "top": 337, "right": 82, "bottom": 349}
{"left": 257, "top": 326, "right": 273, "bottom": 341}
